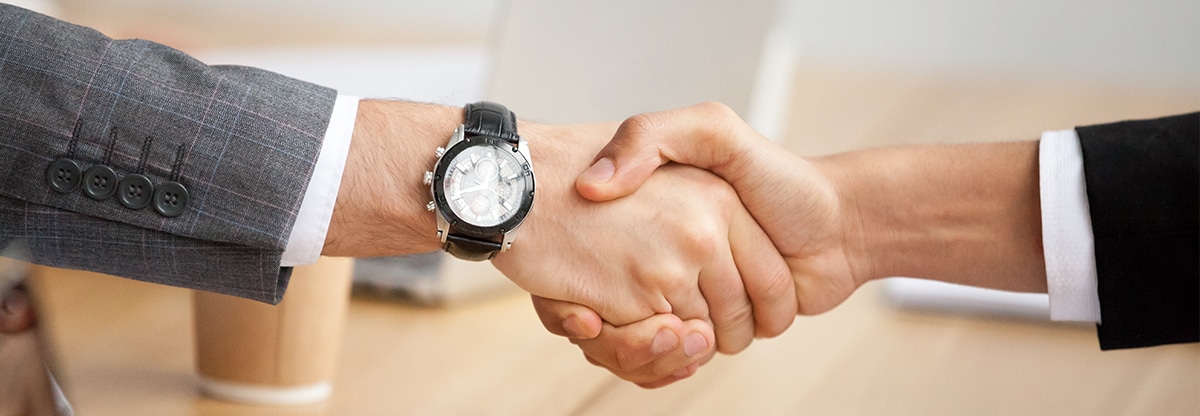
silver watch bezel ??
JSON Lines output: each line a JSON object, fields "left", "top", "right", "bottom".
{"left": 429, "top": 125, "right": 535, "bottom": 253}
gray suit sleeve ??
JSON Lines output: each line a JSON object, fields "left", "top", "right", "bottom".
{"left": 0, "top": 4, "right": 338, "bottom": 303}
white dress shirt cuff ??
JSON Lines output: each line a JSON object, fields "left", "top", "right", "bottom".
{"left": 280, "top": 94, "right": 359, "bottom": 266}
{"left": 1039, "top": 128, "right": 1102, "bottom": 323}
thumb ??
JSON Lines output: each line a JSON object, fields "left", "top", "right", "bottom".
{"left": 575, "top": 116, "right": 671, "bottom": 202}
{"left": 576, "top": 102, "right": 749, "bottom": 202}
{"left": 530, "top": 295, "right": 603, "bottom": 339}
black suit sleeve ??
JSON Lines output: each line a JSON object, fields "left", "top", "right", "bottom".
{"left": 1076, "top": 112, "right": 1198, "bottom": 349}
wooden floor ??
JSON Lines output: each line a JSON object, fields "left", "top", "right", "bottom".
{"left": 21, "top": 68, "right": 1200, "bottom": 415}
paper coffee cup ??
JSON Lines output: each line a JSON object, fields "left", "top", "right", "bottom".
{"left": 193, "top": 257, "right": 353, "bottom": 405}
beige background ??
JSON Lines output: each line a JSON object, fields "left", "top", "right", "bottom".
{"left": 13, "top": 0, "right": 1200, "bottom": 415}
{"left": 29, "top": 71, "right": 1200, "bottom": 414}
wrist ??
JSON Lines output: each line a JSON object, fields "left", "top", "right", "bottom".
{"left": 323, "top": 100, "right": 462, "bottom": 257}
{"left": 815, "top": 143, "right": 1046, "bottom": 291}
{"left": 807, "top": 154, "right": 880, "bottom": 287}
{"left": 489, "top": 121, "right": 612, "bottom": 260}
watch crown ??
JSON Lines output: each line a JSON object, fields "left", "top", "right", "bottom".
{"left": 435, "top": 147, "right": 446, "bottom": 158}
{"left": 426, "top": 201, "right": 436, "bottom": 211}
{"left": 423, "top": 171, "right": 434, "bottom": 185}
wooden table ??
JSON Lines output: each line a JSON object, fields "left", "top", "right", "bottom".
{"left": 25, "top": 68, "right": 1200, "bottom": 415}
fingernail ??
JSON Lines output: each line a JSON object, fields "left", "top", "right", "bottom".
{"left": 684, "top": 332, "right": 707, "bottom": 357}
{"left": 580, "top": 157, "right": 615, "bottom": 184}
{"left": 651, "top": 329, "right": 679, "bottom": 355}
{"left": 563, "top": 315, "right": 588, "bottom": 339}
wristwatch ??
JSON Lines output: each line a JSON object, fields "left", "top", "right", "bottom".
{"left": 423, "top": 101, "right": 535, "bottom": 261}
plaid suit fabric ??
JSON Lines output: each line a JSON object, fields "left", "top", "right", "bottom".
{"left": 0, "top": 4, "right": 337, "bottom": 303}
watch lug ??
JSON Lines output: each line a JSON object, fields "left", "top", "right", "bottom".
{"left": 431, "top": 125, "right": 467, "bottom": 246}
{"left": 500, "top": 226, "right": 520, "bottom": 252}
{"left": 503, "top": 137, "right": 533, "bottom": 254}
{"left": 515, "top": 137, "right": 531, "bottom": 157}
{"left": 436, "top": 212, "right": 450, "bottom": 243}
{"left": 447, "top": 125, "right": 466, "bottom": 148}
{"left": 517, "top": 139, "right": 535, "bottom": 175}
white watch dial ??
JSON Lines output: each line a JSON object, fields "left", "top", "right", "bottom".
{"left": 442, "top": 144, "right": 528, "bottom": 227}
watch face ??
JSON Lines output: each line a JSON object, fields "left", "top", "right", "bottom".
{"left": 434, "top": 138, "right": 534, "bottom": 232}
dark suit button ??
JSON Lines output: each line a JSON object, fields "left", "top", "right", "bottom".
{"left": 117, "top": 174, "right": 154, "bottom": 210}
{"left": 46, "top": 158, "right": 82, "bottom": 193}
{"left": 153, "top": 181, "right": 189, "bottom": 217}
{"left": 82, "top": 165, "right": 119, "bottom": 200}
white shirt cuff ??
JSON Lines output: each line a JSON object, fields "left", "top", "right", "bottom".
{"left": 1039, "top": 129, "right": 1102, "bottom": 323}
{"left": 280, "top": 94, "right": 360, "bottom": 266}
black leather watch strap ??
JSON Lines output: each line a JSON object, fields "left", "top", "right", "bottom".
{"left": 463, "top": 101, "right": 519, "bottom": 144}
{"left": 443, "top": 234, "right": 503, "bottom": 261}
{"left": 441, "top": 101, "right": 521, "bottom": 261}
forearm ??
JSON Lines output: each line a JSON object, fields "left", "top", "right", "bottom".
{"left": 322, "top": 100, "right": 460, "bottom": 257}
{"left": 819, "top": 141, "right": 1047, "bottom": 292}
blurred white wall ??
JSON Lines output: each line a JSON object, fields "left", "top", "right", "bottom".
{"left": 112, "top": 0, "right": 496, "bottom": 35}
{"left": 784, "top": 0, "right": 1200, "bottom": 88}
{"left": 52, "top": 0, "right": 1199, "bottom": 88}
{"left": 55, "top": 0, "right": 498, "bottom": 46}
{"left": 487, "top": 0, "right": 789, "bottom": 128}
{"left": 6, "top": 0, "right": 62, "bottom": 16}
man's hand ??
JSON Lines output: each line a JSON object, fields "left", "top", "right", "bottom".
{"left": 530, "top": 295, "right": 714, "bottom": 388}
{"left": 577, "top": 103, "right": 865, "bottom": 315}
{"left": 540, "top": 102, "right": 1046, "bottom": 384}
{"left": 529, "top": 103, "right": 864, "bottom": 386}
{"left": 493, "top": 121, "right": 796, "bottom": 354}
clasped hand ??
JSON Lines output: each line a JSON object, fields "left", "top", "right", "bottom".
{"left": 517, "top": 103, "right": 872, "bottom": 387}
{"left": 487, "top": 120, "right": 797, "bottom": 386}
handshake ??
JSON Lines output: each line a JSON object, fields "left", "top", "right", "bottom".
{"left": 466, "top": 102, "right": 1045, "bottom": 387}
{"left": 507, "top": 102, "right": 859, "bottom": 388}
{"left": 326, "top": 100, "right": 1048, "bottom": 388}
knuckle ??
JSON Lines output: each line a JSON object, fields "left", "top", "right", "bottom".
{"left": 694, "top": 101, "right": 737, "bottom": 119}
{"left": 612, "top": 113, "right": 668, "bottom": 159}
{"left": 616, "top": 113, "right": 660, "bottom": 147}
{"left": 760, "top": 264, "right": 797, "bottom": 304}
{"left": 717, "top": 334, "right": 752, "bottom": 354}
{"left": 679, "top": 221, "right": 723, "bottom": 260}
{"left": 758, "top": 312, "right": 795, "bottom": 339}
{"left": 755, "top": 265, "right": 799, "bottom": 337}
{"left": 714, "top": 301, "right": 755, "bottom": 332}
{"left": 689, "top": 234, "right": 722, "bottom": 261}
{"left": 659, "top": 269, "right": 694, "bottom": 297}
{"left": 644, "top": 263, "right": 689, "bottom": 290}
{"left": 619, "top": 112, "right": 658, "bottom": 134}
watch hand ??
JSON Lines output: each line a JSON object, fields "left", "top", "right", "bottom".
{"left": 458, "top": 183, "right": 490, "bottom": 194}
{"left": 477, "top": 172, "right": 500, "bottom": 189}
